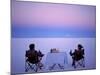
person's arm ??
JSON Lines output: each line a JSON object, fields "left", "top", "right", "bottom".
{"left": 25, "top": 51, "right": 28, "bottom": 57}
{"left": 70, "top": 50, "right": 73, "bottom": 56}
{"left": 82, "top": 49, "right": 85, "bottom": 55}
{"left": 38, "top": 50, "right": 44, "bottom": 57}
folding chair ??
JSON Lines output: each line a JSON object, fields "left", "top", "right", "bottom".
{"left": 25, "top": 51, "right": 44, "bottom": 72}
{"left": 70, "top": 49, "right": 85, "bottom": 68}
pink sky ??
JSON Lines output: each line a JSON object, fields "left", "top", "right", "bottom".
{"left": 12, "top": 1, "right": 96, "bottom": 28}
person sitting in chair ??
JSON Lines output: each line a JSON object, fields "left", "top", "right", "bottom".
{"left": 25, "top": 43, "right": 44, "bottom": 70}
{"left": 70, "top": 44, "right": 84, "bottom": 68}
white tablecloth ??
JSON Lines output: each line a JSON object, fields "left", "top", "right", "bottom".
{"left": 45, "top": 52, "right": 68, "bottom": 69}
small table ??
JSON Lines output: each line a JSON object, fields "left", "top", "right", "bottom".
{"left": 45, "top": 52, "right": 68, "bottom": 70}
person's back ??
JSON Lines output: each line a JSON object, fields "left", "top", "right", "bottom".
{"left": 74, "top": 49, "right": 84, "bottom": 61}
{"left": 26, "top": 50, "right": 39, "bottom": 64}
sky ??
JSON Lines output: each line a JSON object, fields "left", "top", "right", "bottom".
{"left": 11, "top": 1, "right": 96, "bottom": 38}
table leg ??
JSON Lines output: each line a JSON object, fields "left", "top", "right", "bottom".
{"left": 49, "top": 64, "right": 56, "bottom": 70}
{"left": 58, "top": 64, "right": 64, "bottom": 69}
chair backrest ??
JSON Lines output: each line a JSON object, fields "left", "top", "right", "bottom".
{"left": 75, "top": 49, "right": 84, "bottom": 61}
{"left": 26, "top": 50, "right": 39, "bottom": 64}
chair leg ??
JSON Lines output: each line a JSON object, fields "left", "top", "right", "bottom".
{"left": 38, "top": 63, "right": 42, "bottom": 70}
{"left": 28, "top": 63, "right": 33, "bottom": 69}
{"left": 72, "top": 60, "right": 76, "bottom": 68}
{"left": 73, "top": 64, "right": 76, "bottom": 69}
{"left": 25, "top": 67, "right": 29, "bottom": 72}
{"left": 58, "top": 64, "right": 64, "bottom": 69}
{"left": 35, "top": 66, "right": 38, "bottom": 72}
{"left": 34, "top": 64, "right": 38, "bottom": 72}
{"left": 25, "top": 62, "right": 28, "bottom": 72}
{"left": 25, "top": 64, "right": 30, "bottom": 72}
{"left": 82, "top": 58, "right": 85, "bottom": 67}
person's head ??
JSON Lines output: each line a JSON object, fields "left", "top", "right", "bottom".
{"left": 29, "top": 44, "right": 35, "bottom": 50}
{"left": 78, "top": 44, "right": 83, "bottom": 50}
